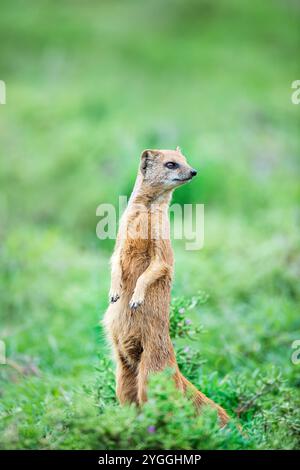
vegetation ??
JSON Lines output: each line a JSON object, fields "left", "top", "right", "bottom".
{"left": 0, "top": 0, "right": 299, "bottom": 449}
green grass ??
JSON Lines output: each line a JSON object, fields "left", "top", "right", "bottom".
{"left": 0, "top": 0, "right": 299, "bottom": 449}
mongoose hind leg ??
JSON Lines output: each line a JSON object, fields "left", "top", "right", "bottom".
{"left": 137, "top": 347, "right": 176, "bottom": 404}
{"left": 116, "top": 353, "right": 139, "bottom": 405}
{"left": 115, "top": 337, "right": 144, "bottom": 405}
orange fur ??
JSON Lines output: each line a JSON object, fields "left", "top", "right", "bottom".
{"left": 103, "top": 148, "right": 229, "bottom": 427}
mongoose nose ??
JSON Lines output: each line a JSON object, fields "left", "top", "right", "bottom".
{"left": 190, "top": 169, "right": 197, "bottom": 177}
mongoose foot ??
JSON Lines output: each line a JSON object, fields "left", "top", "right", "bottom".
{"left": 110, "top": 292, "right": 120, "bottom": 303}
{"left": 129, "top": 299, "right": 143, "bottom": 309}
{"left": 129, "top": 285, "right": 145, "bottom": 310}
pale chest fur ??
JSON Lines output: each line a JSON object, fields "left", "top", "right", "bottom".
{"left": 120, "top": 203, "right": 174, "bottom": 291}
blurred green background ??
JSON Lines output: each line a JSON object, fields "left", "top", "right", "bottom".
{"left": 0, "top": 0, "right": 299, "bottom": 449}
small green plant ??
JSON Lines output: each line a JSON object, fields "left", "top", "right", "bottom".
{"left": 95, "top": 357, "right": 116, "bottom": 410}
{"left": 36, "top": 370, "right": 249, "bottom": 450}
{"left": 170, "top": 291, "right": 208, "bottom": 339}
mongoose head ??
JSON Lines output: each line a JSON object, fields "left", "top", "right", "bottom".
{"left": 140, "top": 147, "right": 197, "bottom": 189}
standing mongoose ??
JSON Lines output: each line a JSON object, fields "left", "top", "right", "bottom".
{"left": 103, "top": 147, "right": 229, "bottom": 426}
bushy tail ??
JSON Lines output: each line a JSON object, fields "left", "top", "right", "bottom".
{"left": 179, "top": 373, "right": 230, "bottom": 427}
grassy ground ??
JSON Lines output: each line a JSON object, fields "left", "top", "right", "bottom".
{"left": 0, "top": 0, "right": 299, "bottom": 449}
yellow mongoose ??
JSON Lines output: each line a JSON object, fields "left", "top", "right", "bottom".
{"left": 103, "top": 147, "right": 229, "bottom": 426}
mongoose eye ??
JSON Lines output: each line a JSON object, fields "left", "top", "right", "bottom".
{"left": 165, "top": 162, "right": 179, "bottom": 170}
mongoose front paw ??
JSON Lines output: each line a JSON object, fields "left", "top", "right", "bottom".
{"left": 109, "top": 292, "right": 120, "bottom": 303}
{"left": 129, "top": 297, "right": 144, "bottom": 310}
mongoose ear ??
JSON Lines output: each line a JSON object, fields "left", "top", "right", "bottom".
{"left": 140, "top": 149, "right": 159, "bottom": 175}
{"left": 176, "top": 146, "right": 181, "bottom": 153}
